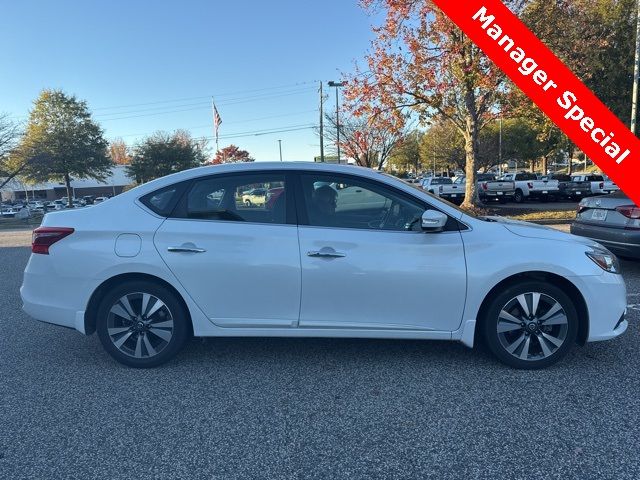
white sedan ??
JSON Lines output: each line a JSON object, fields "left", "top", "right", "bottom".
{"left": 21, "top": 162, "right": 627, "bottom": 369}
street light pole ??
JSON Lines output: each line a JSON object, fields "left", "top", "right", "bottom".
{"left": 328, "top": 81, "right": 346, "bottom": 163}
{"left": 278, "top": 139, "right": 283, "bottom": 161}
{"left": 319, "top": 81, "right": 325, "bottom": 162}
{"left": 631, "top": 0, "right": 640, "bottom": 134}
{"left": 499, "top": 116, "right": 503, "bottom": 176}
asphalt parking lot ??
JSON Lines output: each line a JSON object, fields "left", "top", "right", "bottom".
{"left": 1, "top": 230, "right": 638, "bottom": 479}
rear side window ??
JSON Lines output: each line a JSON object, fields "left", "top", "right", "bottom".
{"left": 140, "top": 185, "right": 182, "bottom": 217}
{"left": 175, "top": 173, "right": 289, "bottom": 224}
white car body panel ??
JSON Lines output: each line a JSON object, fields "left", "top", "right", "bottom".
{"left": 154, "top": 219, "right": 301, "bottom": 328}
{"left": 297, "top": 225, "right": 466, "bottom": 331}
{"left": 21, "top": 162, "right": 627, "bottom": 352}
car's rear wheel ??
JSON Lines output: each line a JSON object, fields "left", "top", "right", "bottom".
{"left": 514, "top": 189, "right": 524, "bottom": 203}
{"left": 96, "top": 281, "right": 190, "bottom": 368}
{"left": 245, "top": 200, "right": 252, "bottom": 207}
{"left": 481, "top": 281, "right": 578, "bottom": 369}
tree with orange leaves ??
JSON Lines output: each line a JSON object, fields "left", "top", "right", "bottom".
{"left": 344, "top": 0, "right": 513, "bottom": 207}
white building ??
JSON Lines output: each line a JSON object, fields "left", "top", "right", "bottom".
{"left": 1, "top": 165, "right": 134, "bottom": 202}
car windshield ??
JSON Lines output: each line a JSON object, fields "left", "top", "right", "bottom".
{"left": 430, "top": 178, "right": 452, "bottom": 185}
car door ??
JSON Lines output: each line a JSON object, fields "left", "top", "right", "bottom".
{"left": 153, "top": 171, "right": 301, "bottom": 328}
{"left": 295, "top": 172, "right": 467, "bottom": 332}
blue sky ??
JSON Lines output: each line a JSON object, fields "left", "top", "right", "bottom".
{"left": 0, "top": 0, "right": 381, "bottom": 161}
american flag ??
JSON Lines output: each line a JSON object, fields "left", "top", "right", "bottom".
{"left": 213, "top": 101, "right": 222, "bottom": 146}
{"left": 213, "top": 104, "right": 222, "bottom": 131}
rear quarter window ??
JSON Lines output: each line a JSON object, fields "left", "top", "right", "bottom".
{"left": 140, "top": 184, "right": 185, "bottom": 216}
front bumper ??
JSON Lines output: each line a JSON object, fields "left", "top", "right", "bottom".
{"left": 569, "top": 270, "right": 628, "bottom": 343}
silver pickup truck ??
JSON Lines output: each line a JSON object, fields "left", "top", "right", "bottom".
{"left": 454, "top": 174, "right": 516, "bottom": 203}
{"left": 499, "top": 172, "right": 560, "bottom": 203}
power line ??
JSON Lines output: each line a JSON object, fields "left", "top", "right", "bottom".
{"left": 116, "top": 109, "right": 317, "bottom": 138}
{"left": 7, "top": 83, "right": 318, "bottom": 121}
{"left": 98, "top": 88, "right": 316, "bottom": 122}
{"left": 91, "top": 81, "right": 318, "bottom": 111}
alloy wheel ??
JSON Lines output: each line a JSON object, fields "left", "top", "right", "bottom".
{"left": 497, "top": 292, "right": 569, "bottom": 361}
{"left": 106, "top": 292, "right": 174, "bottom": 359}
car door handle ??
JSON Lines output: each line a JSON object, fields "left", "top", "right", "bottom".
{"left": 167, "top": 246, "right": 206, "bottom": 253}
{"left": 307, "top": 249, "right": 346, "bottom": 258}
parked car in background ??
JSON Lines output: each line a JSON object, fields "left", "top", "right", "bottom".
{"left": 241, "top": 187, "right": 267, "bottom": 206}
{"left": 82, "top": 196, "right": 95, "bottom": 205}
{"left": 93, "top": 197, "right": 109, "bottom": 204}
{"left": 455, "top": 174, "right": 515, "bottom": 204}
{"left": 420, "top": 176, "right": 453, "bottom": 195}
{"left": 1, "top": 206, "right": 18, "bottom": 218}
{"left": 541, "top": 174, "right": 590, "bottom": 201}
{"left": 570, "top": 174, "right": 619, "bottom": 196}
{"left": 499, "top": 172, "right": 560, "bottom": 203}
{"left": 21, "top": 162, "right": 628, "bottom": 370}
{"left": 571, "top": 192, "right": 640, "bottom": 259}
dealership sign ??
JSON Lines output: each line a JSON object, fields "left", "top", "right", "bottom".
{"left": 432, "top": 0, "right": 640, "bottom": 205}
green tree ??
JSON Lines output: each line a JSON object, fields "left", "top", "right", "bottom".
{"left": 128, "top": 130, "right": 206, "bottom": 183}
{"left": 0, "top": 113, "right": 24, "bottom": 189}
{"left": 510, "top": 0, "right": 636, "bottom": 173}
{"left": 419, "top": 122, "right": 466, "bottom": 174}
{"left": 478, "top": 119, "right": 544, "bottom": 171}
{"left": 386, "top": 131, "right": 422, "bottom": 174}
{"left": 12, "top": 90, "right": 111, "bottom": 206}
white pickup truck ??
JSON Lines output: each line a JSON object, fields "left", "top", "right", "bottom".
{"left": 499, "top": 172, "right": 560, "bottom": 203}
{"left": 454, "top": 174, "right": 516, "bottom": 203}
{"left": 570, "top": 174, "right": 619, "bottom": 195}
{"left": 420, "top": 177, "right": 465, "bottom": 203}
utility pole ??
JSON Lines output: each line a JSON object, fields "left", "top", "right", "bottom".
{"left": 278, "top": 140, "right": 283, "bottom": 161}
{"left": 319, "top": 82, "right": 325, "bottom": 162}
{"left": 328, "top": 81, "right": 346, "bottom": 163}
{"left": 631, "top": 0, "right": 640, "bottom": 135}
{"left": 498, "top": 116, "right": 503, "bottom": 176}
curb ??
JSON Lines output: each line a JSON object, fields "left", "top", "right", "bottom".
{"left": 527, "top": 219, "right": 573, "bottom": 225}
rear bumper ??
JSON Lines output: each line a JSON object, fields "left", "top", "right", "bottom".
{"left": 480, "top": 190, "right": 515, "bottom": 198}
{"left": 20, "top": 256, "right": 93, "bottom": 334}
{"left": 440, "top": 193, "right": 464, "bottom": 201}
{"left": 21, "top": 286, "right": 86, "bottom": 334}
{"left": 570, "top": 222, "right": 640, "bottom": 259}
{"left": 528, "top": 190, "right": 561, "bottom": 198}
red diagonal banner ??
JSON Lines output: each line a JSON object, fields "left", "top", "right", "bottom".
{"left": 431, "top": 0, "right": 640, "bottom": 206}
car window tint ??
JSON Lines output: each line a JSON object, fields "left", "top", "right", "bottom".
{"left": 140, "top": 186, "right": 179, "bottom": 216}
{"left": 300, "top": 174, "right": 425, "bottom": 231}
{"left": 182, "top": 174, "right": 287, "bottom": 224}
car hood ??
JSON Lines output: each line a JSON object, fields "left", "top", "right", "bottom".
{"left": 484, "top": 216, "right": 601, "bottom": 248}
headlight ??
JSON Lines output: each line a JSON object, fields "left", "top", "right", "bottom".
{"left": 585, "top": 248, "right": 621, "bottom": 274}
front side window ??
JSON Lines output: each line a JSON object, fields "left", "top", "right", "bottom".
{"left": 300, "top": 174, "right": 425, "bottom": 231}
{"left": 177, "top": 173, "right": 288, "bottom": 224}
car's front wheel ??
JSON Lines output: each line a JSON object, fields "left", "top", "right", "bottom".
{"left": 96, "top": 281, "right": 190, "bottom": 368}
{"left": 481, "top": 281, "right": 578, "bottom": 369}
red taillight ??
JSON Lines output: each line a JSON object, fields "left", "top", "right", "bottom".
{"left": 527, "top": 182, "right": 533, "bottom": 189}
{"left": 32, "top": 227, "right": 74, "bottom": 254}
{"left": 599, "top": 182, "right": 604, "bottom": 189}
{"left": 615, "top": 205, "right": 640, "bottom": 219}
{"left": 482, "top": 182, "right": 488, "bottom": 190}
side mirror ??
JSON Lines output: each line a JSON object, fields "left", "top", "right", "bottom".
{"left": 421, "top": 209, "right": 448, "bottom": 233}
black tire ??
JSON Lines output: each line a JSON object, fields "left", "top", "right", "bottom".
{"left": 245, "top": 200, "right": 252, "bottom": 207}
{"left": 481, "top": 281, "right": 578, "bottom": 369}
{"left": 514, "top": 189, "right": 524, "bottom": 203}
{"left": 96, "top": 280, "right": 190, "bottom": 368}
